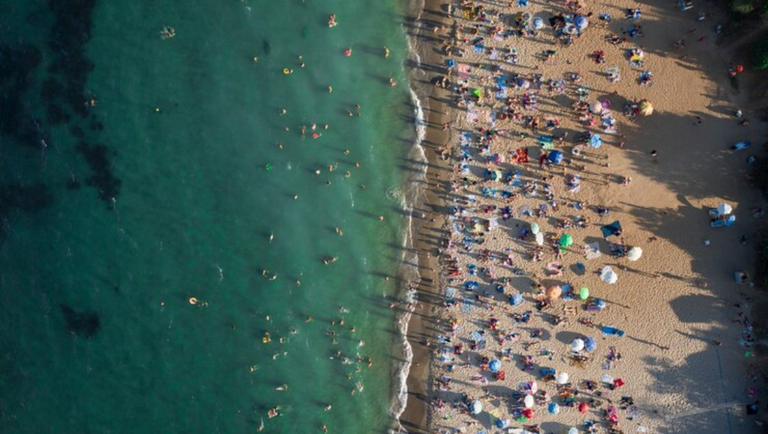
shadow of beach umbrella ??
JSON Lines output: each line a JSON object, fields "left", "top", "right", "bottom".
{"left": 638, "top": 99, "right": 653, "bottom": 116}
{"left": 571, "top": 338, "right": 585, "bottom": 352}
{"left": 523, "top": 394, "right": 535, "bottom": 408}
{"left": 556, "top": 372, "right": 569, "bottom": 384}
{"left": 545, "top": 285, "right": 562, "bottom": 300}
{"left": 600, "top": 266, "right": 618, "bottom": 284}
{"left": 559, "top": 234, "right": 573, "bottom": 247}
{"left": 585, "top": 337, "right": 597, "bottom": 353}
{"left": 489, "top": 359, "right": 501, "bottom": 373}
{"left": 627, "top": 246, "right": 643, "bottom": 261}
{"left": 470, "top": 400, "right": 483, "bottom": 414}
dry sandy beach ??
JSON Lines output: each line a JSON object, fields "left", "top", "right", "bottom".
{"left": 400, "top": 0, "right": 767, "bottom": 433}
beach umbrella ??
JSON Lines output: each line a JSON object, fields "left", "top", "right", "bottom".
{"left": 556, "top": 372, "right": 569, "bottom": 384}
{"left": 574, "top": 15, "right": 588, "bottom": 30}
{"left": 589, "top": 100, "right": 603, "bottom": 113}
{"left": 470, "top": 400, "right": 483, "bottom": 414}
{"left": 509, "top": 292, "right": 524, "bottom": 306}
{"left": 560, "top": 234, "right": 573, "bottom": 247}
{"left": 522, "top": 408, "right": 534, "bottom": 419}
{"left": 600, "top": 266, "right": 618, "bottom": 284}
{"left": 489, "top": 359, "right": 502, "bottom": 373}
{"left": 717, "top": 203, "right": 733, "bottom": 216}
{"left": 548, "top": 403, "right": 560, "bottom": 415}
{"left": 545, "top": 285, "right": 562, "bottom": 300}
{"left": 532, "top": 17, "right": 544, "bottom": 29}
{"left": 496, "top": 419, "right": 511, "bottom": 429}
{"left": 488, "top": 169, "right": 502, "bottom": 181}
{"left": 523, "top": 394, "right": 535, "bottom": 408}
{"left": 595, "top": 298, "right": 606, "bottom": 309}
{"left": 548, "top": 150, "right": 564, "bottom": 164}
{"left": 530, "top": 222, "right": 540, "bottom": 234}
{"left": 524, "top": 380, "right": 538, "bottom": 394}
{"left": 638, "top": 99, "right": 653, "bottom": 116}
{"left": 579, "top": 402, "right": 590, "bottom": 414}
{"left": 579, "top": 287, "right": 589, "bottom": 300}
{"left": 535, "top": 232, "right": 544, "bottom": 246}
{"left": 472, "top": 88, "right": 483, "bottom": 98}
{"left": 571, "top": 338, "right": 585, "bottom": 352}
{"left": 568, "top": 428, "right": 579, "bottom": 434}
{"left": 585, "top": 337, "right": 597, "bottom": 353}
{"left": 516, "top": 78, "right": 531, "bottom": 89}
{"left": 589, "top": 134, "right": 603, "bottom": 149}
{"left": 492, "top": 153, "right": 505, "bottom": 164}
{"left": 627, "top": 246, "right": 643, "bottom": 261}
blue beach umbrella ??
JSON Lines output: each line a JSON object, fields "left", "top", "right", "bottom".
{"left": 585, "top": 337, "right": 597, "bottom": 353}
{"left": 590, "top": 133, "right": 603, "bottom": 148}
{"left": 575, "top": 15, "right": 588, "bottom": 30}
{"left": 548, "top": 402, "right": 560, "bottom": 414}
{"left": 509, "top": 292, "right": 524, "bottom": 306}
{"left": 489, "top": 359, "right": 501, "bottom": 373}
{"left": 548, "top": 150, "right": 564, "bottom": 164}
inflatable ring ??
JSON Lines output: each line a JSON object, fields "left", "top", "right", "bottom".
{"left": 498, "top": 113, "right": 508, "bottom": 121}
{"left": 283, "top": 68, "right": 290, "bottom": 74}
{"left": 188, "top": 297, "right": 198, "bottom": 305}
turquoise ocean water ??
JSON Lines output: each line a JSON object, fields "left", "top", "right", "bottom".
{"left": 0, "top": 1, "right": 424, "bottom": 433}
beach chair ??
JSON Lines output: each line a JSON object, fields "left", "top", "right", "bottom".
{"left": 710, "top": 215, "right": 736, "bottom": 228}
{"left": 678, "top": 0, "right": 693, "bottom": 11}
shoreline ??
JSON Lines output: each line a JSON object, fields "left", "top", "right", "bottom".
{"left": 399, "top": 0, "right": 454, "bottom": 432}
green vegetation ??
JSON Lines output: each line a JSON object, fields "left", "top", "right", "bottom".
{"left": 752, "top": 37, "right": 768, "bottom": 69}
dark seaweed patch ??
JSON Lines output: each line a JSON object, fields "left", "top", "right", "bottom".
{"left": 70, "top": 126, "right": 85, "bottom": 139}
{"left": 0, "top": 183, "right": 52, "bottom": 214}
{"left": 60, "top": 304, "right": 100, "bottom": 338}
{"left": 262, "top": 39, "right": 271, "bottom": 55}
{"left": 76, "top": 141, "right": 120, "bottom": 204}
{"left": 0, "top": 44, "right": 44, "bottom": 147}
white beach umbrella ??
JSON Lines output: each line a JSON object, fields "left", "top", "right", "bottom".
{"left": 627, "top": 247, "right": 643, "bottom": 261}
{"left": 470, "top": 400, "right": 483, "bottom": 414}
{"left": 717, "top": 203, "right": 733, "bottom": 216}
{"left": 600, "top": 266, "right": 618, "bottom": 284}
{"left": 556, "top": 372, "right": 570, "bottom": 384}
{"left": 535, "top": 232, "right": 544, "bottom": 246}
{"left": 571, "top": 339, "right": 585, "bottom": 352}
{"left": 523, "top": 394, "right": 534, "bottom": 408}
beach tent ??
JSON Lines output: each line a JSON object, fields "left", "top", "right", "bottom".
{"left": 548, "top": 150, "right": 564, "bottom": 164}
{"left": 556, "top": 372, "right": 569, "bottom": 384}
{"left": 574, "top": 15, "right": 588, "bottom": 30}
{"left": 538, "top": 135, "right": 554, "bottom": 149}
{"left": 535, "top": 232, "right": 544, "bottom": 246}
{"left": 489, "top": 359, "right": 501, "bottom": 373}
{"left": 600, "top": 266, "right": 619, "bottom": 284}
{"left": 627, "top": 246, "right": 643, "bottom": 261}
{"left": 638, "top": 99, "right": 653, "bottom": 116}
{"left": 589, "top": 134, "right": 603, "bottom": 149}
{"left": 530, "top": 222, "right": 540, "bottom": 234}
{"left": 470, "top": 400, "right": 483, "bottom": 414}
{"left": 571, "top": 338, "right": 585, "bottom": 352}
{"left": 560, "top": 234, "right": 573, "bottom": 247}
{"left": 601, "top": 221, "right": 622, "bottom": 238}
{"left": 523, "top": 394, "right": 535, "bottom": 408}
{"left": 585, "top": 337, "right": 597, "bottom": 353}
{"left": 546, "top": 285, "right": 562, "bottom": 300}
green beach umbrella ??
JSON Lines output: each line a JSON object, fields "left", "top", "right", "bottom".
{"left": 472, "top": 88, "right": 483, "bottom": 98}
{"left": 580, "top": 287, "right": 589, "bottom": 300}
{"left": 560, "top": 234, "right": 573, "bottom": 247}
{"left": 530, "top": 222, "right": 540, "bottom": 234}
